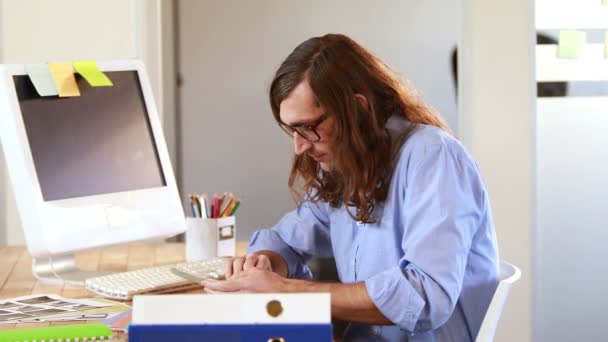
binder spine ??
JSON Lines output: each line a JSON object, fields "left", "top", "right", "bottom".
{"left": 129, "top": 324, "right": 332, "bottom": 342}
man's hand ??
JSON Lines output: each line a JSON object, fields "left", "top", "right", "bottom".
{"left": 206, "top": 264, "right": 392, "bottom": 325}
{"left": 203, "top": 267, "right": 287, "bottom": 293}
{"left": 224, "top": 251, "right": 289, "bottom": 278}
{"left": 225, "top": 253, "right": 273, "bottom": 279}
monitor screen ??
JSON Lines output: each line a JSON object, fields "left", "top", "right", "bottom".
{"left": 13, "top": 71, "right": 166, "bottom": 201}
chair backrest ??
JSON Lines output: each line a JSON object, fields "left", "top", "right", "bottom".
{"left": 475, "top": 260, "right": 522, "bottom": 342}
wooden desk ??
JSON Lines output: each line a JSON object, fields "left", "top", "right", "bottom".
{"left": 0, "top": 242, "right": 248, "bottom": 340}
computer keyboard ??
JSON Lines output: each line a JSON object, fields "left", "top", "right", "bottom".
{"left": 85, "top": 257, "right": 231, "bottom": 300}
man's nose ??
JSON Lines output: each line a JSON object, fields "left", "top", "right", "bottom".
{"left": 293, "top": 133, "right": 312, "bottom": 155}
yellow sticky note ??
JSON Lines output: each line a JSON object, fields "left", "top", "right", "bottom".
{"left": 73, "top": 60, "right": 113, "bottom": 87}
{"left": 48, "top": 63, "right": 80, "bottom": 97}
{"left": 558, "top": 30, "right": 586, "bottom": 59}
{"left": 603, "top": 0, "right": 608, "bottom": 5}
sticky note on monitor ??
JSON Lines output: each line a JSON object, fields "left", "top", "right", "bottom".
{"left": 558, "top": 30, "right": 586, "bottom": 59}
{"left": 25, "top": 64, "right": 59, "bottom": 96}
{"left": 48, "top": 63, "right": 81, "bottom": 97}
{"left": 73, "top": 60, "right": 113, "bottom": 87}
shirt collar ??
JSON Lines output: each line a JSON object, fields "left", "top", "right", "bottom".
{"left": 385, "top": 115, "right": 411, "bottom": 137}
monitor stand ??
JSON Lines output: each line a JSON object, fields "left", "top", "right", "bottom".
{"left": 32, "top": 255, "right": 114, "bottom": 286}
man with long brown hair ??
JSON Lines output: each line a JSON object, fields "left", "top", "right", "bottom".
{"left": 202, "top": 34, "right": 499, "bottom": 341}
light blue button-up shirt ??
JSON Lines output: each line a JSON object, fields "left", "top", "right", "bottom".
{"left": 247, "top": 116, "right": 499, "bottom": 341}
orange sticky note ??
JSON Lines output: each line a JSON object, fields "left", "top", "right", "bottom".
{"left": 48, "top": 63, "right": 80, "bottom": 97}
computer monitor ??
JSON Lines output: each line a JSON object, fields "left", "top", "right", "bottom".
{"left": 0, "top": 60, "right": 186, "bottom": 285}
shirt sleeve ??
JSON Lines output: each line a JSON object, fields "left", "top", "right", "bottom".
{"left": 364, "top": 140, "right": 488, "bottom": 334}
{"left": 247, "top": 200, "right": 333, "bottom": 279}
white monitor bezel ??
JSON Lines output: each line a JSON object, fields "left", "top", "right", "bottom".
{"left": 0, "top": 60, "right": 185, "bottom": 257}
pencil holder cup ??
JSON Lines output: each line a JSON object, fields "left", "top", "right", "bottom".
{"left": 185, "top": 216, "right": 236, "bottom": 262}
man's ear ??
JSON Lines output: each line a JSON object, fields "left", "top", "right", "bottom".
{"left": 354, "top": 93, "right": 370, "bottom": 111}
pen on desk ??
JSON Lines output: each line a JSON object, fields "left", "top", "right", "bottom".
{"left": 216, "top": 192, "right": 226, "bottom": 217}
{"left": 221, "top": 201, "right": 233, "bottom": 217}
{"left": 192, "top": 195, "right": 201, "bottom": 217}
{"left": 219, "top": 193, "right": 234, "bottom": 217}
{"left": 205, "top": 193, "right": 212, "bottom": 218}
{"left": 194, "top": 195, "right": 202, "bottom": 218}
{"left": 228, "top": 199, "right": 240, "bottom": 216}
{"left": 219, "top": 203, "right": 231, "bottom": 217}
{"left": 221, "top": 197, "right": 238, "bottom": 217}
{"left": 217, "top": 193, "right": 226, "bottom": 218}
{"left": 189, "top": 195, "right": 197, "bottom": 217}
{"left": 199, "top": 193, "right": 209, "bottom": 219}
{"left": 78, "top": 313, "right": 109, "bottom": 319}
{"left": 211, "top": 193, "right": 219, "bottom": 218}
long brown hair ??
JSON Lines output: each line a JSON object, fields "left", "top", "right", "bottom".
{"left": 269, "top": 34, "right": 450, "bottom": 223}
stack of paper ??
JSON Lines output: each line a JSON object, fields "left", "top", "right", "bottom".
{"left": 0, "top": 294, "right": 130, "bottom": 324}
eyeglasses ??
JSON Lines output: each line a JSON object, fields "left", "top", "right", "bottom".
{"left": 278, "top": 114, "right": 329, "bottom": 142}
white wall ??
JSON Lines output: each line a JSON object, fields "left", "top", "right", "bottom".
{"left": 160, "top": 1, "right": 177, "bottom": 171}
{"left": 536, "top": 98, "right": 608, "bottom": 341}
{"left": 178, "top": 0, "right": 460, "bottom": 238}
{"left": 0, "top": 0, "right": 168, "bottom": 245}
{"left": 460, "top": 1, "right": 535, "bottom": 341}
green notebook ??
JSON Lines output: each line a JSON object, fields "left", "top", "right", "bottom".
{"left": 0, "top": 322, "right": 112, "bottom": 342}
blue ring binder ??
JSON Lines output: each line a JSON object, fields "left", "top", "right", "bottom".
{"left": 129, "top": 324, "right": 332, "bottom": 342}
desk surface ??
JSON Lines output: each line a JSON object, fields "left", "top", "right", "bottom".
{"left": 0, "top": 242, "right": 248, "bottom": 340}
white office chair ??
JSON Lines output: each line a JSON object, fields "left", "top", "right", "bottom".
{"left": 475, "top": 261, "right": 522, "bottom": 342}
